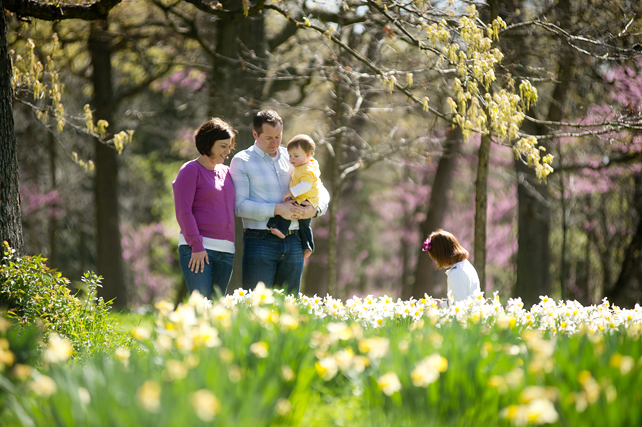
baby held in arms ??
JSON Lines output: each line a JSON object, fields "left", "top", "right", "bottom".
{"left": 267, "top": 135, "right": 322, "bottom": 259}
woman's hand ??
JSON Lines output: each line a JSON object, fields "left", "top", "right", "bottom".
{"left": 189, "top": 250, "right": 209, "bottom": 273}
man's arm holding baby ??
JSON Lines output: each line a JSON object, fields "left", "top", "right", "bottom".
{"left": 231, "top": 154, "right": 304, "bottom": 221}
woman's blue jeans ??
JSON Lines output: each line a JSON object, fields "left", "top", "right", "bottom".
{"left": 178, "top": 245, "right": 234, "bottom": 300}
{"left": 242, "top": 229, "right": 303, "bottom": 294}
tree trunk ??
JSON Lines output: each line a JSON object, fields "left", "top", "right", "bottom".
{"left": 412, "top": 127, "right": 462, "bottom": 298}
{"left": 513, "top": 0, "right": 574, "bottom": 308}
{"left": 400, "top": 209, "right": 414, "bottom": 300}
{"left": 605, "top": 171, "right": 642, "bottom": 308}
{"left": 0, "top": 5, "right": 24, "bottom": 256}
{"left": 558, "top": 140, "right": 567, "bottom": 300}
{"left": 514, "top": 156, "right": 550, "bottom": 307}
{"left": 326, "top": 78, "right": 346, "bottom": 297}
{"left": 48, "top": 131, "right": 57, "bottom": 268}
{"left": 209, "top": 1, "right": 267, "bottom": 292}
{"left": 24, "top": 118, "right": 42, "bottom": 254}
{"left": 471, "top": 0, "right": 500, "bottom": 293}
{"left": 304, "top": 27, "right": 384, "bottom": 298}
{"left": 90, "top": 20, "right": 127, "bottom": 308}
{"left": 300, "top": 218, "right": 328, "bottom": 296}
{"left": 473, "top": 134, "right": 491, "bottom": 291}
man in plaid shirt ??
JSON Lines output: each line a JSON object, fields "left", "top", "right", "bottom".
{"left": 229, "top": 110, "right": 329, "bottom": 293}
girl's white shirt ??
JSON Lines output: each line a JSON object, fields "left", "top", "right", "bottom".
{"left": 445, "top": 259, "right": 481, "bottom": 302}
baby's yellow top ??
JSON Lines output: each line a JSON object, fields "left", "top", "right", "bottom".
{"left": 290, "top": 157, "right": 321, "bottom": 207}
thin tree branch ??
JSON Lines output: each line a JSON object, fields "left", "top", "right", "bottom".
{"left": 5, "top": 0, "right": 122, "bottom": 21}
{"left": 560, "top": 151, "right": 642, "bottom": 172}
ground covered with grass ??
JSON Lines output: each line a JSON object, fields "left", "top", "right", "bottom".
{"left": 2, "top": 275, "right": 641, "bottom": 426}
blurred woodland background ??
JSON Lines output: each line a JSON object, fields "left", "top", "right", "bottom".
{"left": 2, "top": 0, "right": 642, "bottom": 310}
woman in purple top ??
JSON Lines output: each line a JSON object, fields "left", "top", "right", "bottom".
{"left": 172, "top": 118, "right": 236, "bottom": 299}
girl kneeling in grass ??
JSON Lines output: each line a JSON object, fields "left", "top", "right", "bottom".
{"left": 422, "top": 229, "right": 480, "bottom": 303}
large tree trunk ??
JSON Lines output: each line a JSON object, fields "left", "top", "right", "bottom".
{"left": 304, "top": 27, "right": 383, "bottom": 298}
{"left": 411, "top": 127, "right": 462, "bottom": 299}
{"left": 209, "top": 1, "right": 267, "bottom": 292}
{"left": 514, "top": 153, "right": 550, "bottom": 307}
{"left": 473, "top": 134, "right": 491, "bottom": 292}
{"left": 605, "top": 171, "right": 642, "bottom": 308}
{"left": 48, "top": 131, "right": 58, "bottom": 268}
{"left": 471, "top": 1, "right": 500, "bottom": 293}
{"left": 301, "top": 219, "right": 328, "bottom": 296}
{"left": 0, "top": 5, "right": 24, "bottom": 256}
{"left": 90, "top": 20, "right": 127, "bottom": 307}
{"left": 513, "top": 0, "right": 574, "bottom": 308}
{"left": 325, "top": 74, "right": 346, "bottom": 297}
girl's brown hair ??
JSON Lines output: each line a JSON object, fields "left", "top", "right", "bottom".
{"left": 423, "top": 229, "right": 469, "bottom": 269}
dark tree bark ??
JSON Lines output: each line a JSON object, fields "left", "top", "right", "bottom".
{"left": 0, "top": 5, "right": 24, "bottom": 255}
{"left": 471, "top": 0, "right": 499, "bottom": 293}
{"left": 511, "top": 0, "right": 574, "bottom": 308}
{"left": 23, "top": 117, "right": 42, "bottom": 254}
{"left": 48, "top": 131, "right": 58, "bottom": 268}
{"left": 2, "top": 1, "right": 121, "bottom": 259}
{"left": 411, "top": 127, "right": 462, "bottom": 299}
{"left": 474, "top": 134, "right": 491, "bottom": 292}
{"left": 325, "top": 81, "right": 348, "bottom": 297}
{"left": 5, "top": 0, "right": 120, "bottom": 20}
{"left": 90, "top": 20, "right": 127, "bottom": 307}
{"left": 605, "top": 171, "right": 642, "bottom": 308}
{"left": 514, "top": 151, "right": 550, "bottom": 307}
{"left": 303, "top": 26, "right": 384, "bottom": 299}
{"left": 208, "top": 0, "right": 268, "bottom": 292}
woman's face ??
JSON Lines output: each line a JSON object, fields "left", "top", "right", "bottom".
{"left": 208, "top": 138, "right": 232, "bottom": 165}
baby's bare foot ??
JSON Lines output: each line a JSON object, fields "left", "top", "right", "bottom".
{"left": 270, "top": 228, "right": 286, "bottom": 239}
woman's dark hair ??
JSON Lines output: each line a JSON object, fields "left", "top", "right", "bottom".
{"left": 194, "top": 118, "right": 236, "bottom": 156}
{"left": 253, "top": 110, "right": 283, "bottom": 135}
{"left": 424, "top": 229, "right": 469, "bottom": 269}
{"left": 287, "top": 134, "right": 315, "bottom": 156}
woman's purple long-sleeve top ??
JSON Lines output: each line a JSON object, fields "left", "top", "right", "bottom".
{"left": 172, "top": 160, "right": 235, "bottom": 253}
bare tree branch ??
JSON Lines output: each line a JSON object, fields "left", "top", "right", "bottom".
{"left": 560, "top": 151, "right": 642, "bottom": 172}
{"left": 181, "top": 0, "right": 265, "bottom": 18}
{"left": 5, "top": 0, "right": 122, "bottom": 21}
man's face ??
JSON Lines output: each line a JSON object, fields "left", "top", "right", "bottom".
{"left": 253, "top": 123, "right": 283, "bottom": 157}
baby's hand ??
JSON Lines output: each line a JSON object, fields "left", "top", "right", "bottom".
{"left": 282, "top": 190, "right": 293, "bottom": 202}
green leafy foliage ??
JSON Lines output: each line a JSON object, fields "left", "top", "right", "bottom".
{"left": 0, "top": 242, "right": 135, "bottom": 358}
{"left": 0, "top": 316, "right": 41, "bottom": 413}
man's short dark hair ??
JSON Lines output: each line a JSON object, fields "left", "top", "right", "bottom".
{"left": 253, "top": 110, "right": 283, "bottom": 135}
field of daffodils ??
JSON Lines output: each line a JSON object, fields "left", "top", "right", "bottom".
{"left": 2, "top": 284, "right": 641, "bottom": 426}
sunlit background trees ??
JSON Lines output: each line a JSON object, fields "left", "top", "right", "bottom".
{"left": 2, "top": 0, "right": 642, "bottom": 309}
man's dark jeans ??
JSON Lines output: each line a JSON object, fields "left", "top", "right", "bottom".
{"left": 266, "top": 215, "right": 315, "bottom": 253}
{"left": 242, "top": 229, "right": 304, "bottom": 293}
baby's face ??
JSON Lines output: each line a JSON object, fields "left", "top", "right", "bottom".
{"left": 288, "top": 146, "right": 311, "bottom": 168}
